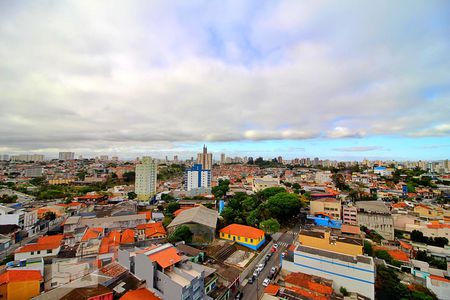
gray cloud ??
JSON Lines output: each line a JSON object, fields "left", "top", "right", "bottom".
{"left": 333, "top": 146, "right": 384, "bottom": 152}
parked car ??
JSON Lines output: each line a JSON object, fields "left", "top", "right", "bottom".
{"left": 248, "top": 275, "right": 255, "bottom": 284}
{"left": 262, "top": 278, "right": 271, "bottom": 287}
{"left": 235, "top": 291, "right": 243, "bottom": 299}
{"left": 273, "top": 243, "right": 278, "bottom": 249}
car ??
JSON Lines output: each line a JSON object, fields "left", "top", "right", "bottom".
{"left": 248, "top": 275, "right": 255, "bottom": 284}
{"left": 235, "top": 291, "right": 243, "bottom": 299}
{"left": 281, "top": 251, "right": 287, "bottom": 258}
{"left": 262, "top": 278, "right": 271, "bottom": 287}
{"left": 271, "top": 267, "right": 277, "bottom": 273}
{"left": 273, "top": 243, "right": 278, "bottom": 249}
{"left": 257, "top": 263, "right": 265, "bottom": 270}
{"left": 253, "top": 271, "right": 259, "bottom": 278}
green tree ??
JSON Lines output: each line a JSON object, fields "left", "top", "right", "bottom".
{"left": 364, "top": 240, "right": 373, "bottom": 256}
{"left": 0, "top": 194, "right": 18, "bottom": 204}
{"left": 257, "top": 187, "right": 286, "bottom": 201}
{"left": 162, "top": 216, "right": 173, "bottom": 227}
{"left": 212, "top": 179, "right": 230, "bottom": 199}
{"left": 123, "top": 171, "right": 136, "bottom": 183}
{"left": 259, "top": 218, "right": 280, "bottom": 234}
{"left": 127, "top": 192, "right": 137, "bottom": 200}
{"left": 375, "top": 265, "right": 409, "bottom": 300}
{"left": 168, "top": 225, "right": 193, "bottom": 243}
{"left": 292, "top": 183, "right": 301, "bottom": 189}
{"left": 166, "top": 202, "right": 180, "bottom": 215}
{"left": 267, "top": 192, "right": 302, "bottom": 223}
{"left": 340, "top": 287, "right": 349, "bottom": 296}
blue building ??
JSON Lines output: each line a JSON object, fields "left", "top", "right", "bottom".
{"left": 184, "top": 164, "right": 211, "bottom": 191}
{"left": 307, "top": 213, "right": 342, "bottom": 229}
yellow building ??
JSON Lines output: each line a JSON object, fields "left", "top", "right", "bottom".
{"left": 48, "top": 178, "right": 75, "bottom": 185}
{"left": 310, "top": 198, "right": 342, "bottom": 220}
{"left": 298, "top": 229, "right": 363, "bottom": 256}
{"left": 0, "top": 270, "right": 43, "bottom": 300}
{"left": 414, "top": 204, "right": 444, "bottom": 219}
{"left": 219, "top": 224, "right": 265, "bottom": 250}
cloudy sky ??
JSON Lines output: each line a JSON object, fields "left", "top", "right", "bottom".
{"left": 0, "top": 0, "right": 449, "bottom": 160}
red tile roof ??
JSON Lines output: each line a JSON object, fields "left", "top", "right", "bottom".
{"left": 82, "top": 228, "right": 104, "bottom": 241}
{"left": 427, "top": 221, "right": 450, "bottom": 229}
{"left": 120, "top": 229, "right": 135, "bottom": 244}
{"left": 138, "top": 211, "right": 152, "bottom": 221}
{"left": 220, "top": 224, "right": 265, "bottom": 239}
{"left": 15, "top": 234, "right": 63, "bottom": 253}
{"left": 0, "top": 270, "right": 43, "bottom": 285}
{"left": 264, "top": 284, "right": 280, "bottom": 295}
{"left": 109, "top": 230, "right": 121, "bottom": 245}
{"left": 392, "top": 202, "right": 408, "bottom": 208}
{"left": 341, "top": 224, "right": 360, "bottom": 235}
{"left": 148, "top": 246, "right": 181, "bottom": 269}
{"left": 120, "top": 288, "right": 161, "bottom": 300}
{"left": 173, "top": 207, "right": 194, "bottom": 216}
{"left": 398, "top": 240, "right": 413, "bottom": 250}
{"left": 388, "top": 250, "right": 409, "bottom": 262}
{"left": 137, "top": 222, "right": 166, "bottom": 238}
{"left": 285, "top": 272, "right": 333, "bottom": 295}
{"left": 429, "top": 275, "right": 450, "bottom": 283}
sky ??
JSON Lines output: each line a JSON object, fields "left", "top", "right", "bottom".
{"left": 0, "top": 0, "right": 449, "bottom": 160}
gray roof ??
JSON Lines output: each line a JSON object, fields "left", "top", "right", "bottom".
{"left": 356, "top": 201, "right": 390, "bottom": 214}
{"left": 168, "top": 206, "right": 218, "bottom": 229}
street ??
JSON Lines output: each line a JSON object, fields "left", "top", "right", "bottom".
{"left": 242, "top": 228, "right": 298, "bottom": 300}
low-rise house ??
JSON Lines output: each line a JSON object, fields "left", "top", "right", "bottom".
{"left": 0, "top": 269, "right": 43, "bottom": 300}
{"left": 136, "top": 222, "right": 166, "bottom": 241}
{"left": 14, "top": 234, "right": 64, "bottom": 261}
{"left": 59, "top": 285, "right": 113, "bottom": 300}
{"left": 219, "top": 224, "right": 265, "bottom": 250}
{"left": 310, "top": 198, "right": 341, "bottom": 220}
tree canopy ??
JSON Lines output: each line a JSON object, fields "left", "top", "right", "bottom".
{"left": 168, "top": 225, "right": 193, "bottom": 243}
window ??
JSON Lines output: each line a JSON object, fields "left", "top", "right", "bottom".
{"left": 47, "top": 249, "right": 52, "bottom": 254}
{"left": 250, "top": 239, "right": 253, "bottom": 243}
{"left": 37, "top": 251, "right": 40, "bottom": 254}
{"left": 31, "top": 251, "right": 34, "bottom": 255}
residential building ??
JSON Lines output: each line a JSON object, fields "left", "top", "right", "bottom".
{"left": 24, "top": 167, "right": 43, "bottom": 178}
{"left": 184, "top": 164, "right": 211, "bottom": 191}
{"left": 252, "top": 175, "right": 280, "bottom": 192}
{"left": 135, "top": 157, "right": 157, "bottom": 201}
{"left": 136, "top": 222, "right": 167, "bottom": 241}
{"left": 414, "top": 204, "right": 445, "bottom": 220}
{"left": 14, "top": 234, "right": 64, "bottom": 261}
{"left": 197, "top": 145, "right": 213, "bottom": 170}
{"left": 11, "top": 154, "right": 44, "bottom": 162}
{"left": 118, "top": 243, "right": 206, "bottom": 300}
{"left": 356, "top": 201, "right": 394, "bottom": 240}
{"left": 283, "top": 229, "right": 374, "bottom": 299}
{"left": 342, "top": 204, "right": 358, "bottom": 225}
{"left": 220, "top": 153, "right": 225, "bottom": 165}
{"left": 219, "top": 224, "right": 265, "bottom": 250}
{"left": 58, "top": 152, "right": 75, "bottom": 160}
{"left": 310, "top": 198, "right": 341, "bottom": 220}
{"left": 0, "top": 269, "right": 43, "bottom": 300}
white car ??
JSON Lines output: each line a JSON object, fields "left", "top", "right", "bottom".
{"left": 262, "top": 278, "right": 271, "bottom": 287}
{"left": 273, "top": 243, "right": 278, "bottom": 249}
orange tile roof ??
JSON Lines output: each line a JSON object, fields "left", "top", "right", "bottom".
{"left": 98, "top": 237, "right": 117, "bottom": 255}
{"left": 392, "top": 202, "right": 408, "bottom": 208}
{"left": 284, "top": 286, "right": 330, "bottom": 300}
{"left": 15, "top": 234, "right": 63, "bottom": 253}
{"left": 82, "top": 228, "right": 104, "bottom": 241}
{"left": 285, "top": 272, "right": 333, "bottom": 296}
{"left": 388, "top": 250, "right": 409, "bottom": 262}
{"left": 173, "top": 207, "right": 194, "bottom": 216}
{"left": 429, "top": 275, "right": 450, "bottom": 283}
{"left": 398, "top": 240, "right": 413, "bottom": 250}
{"left": 0, "top": 270, "right": 43, "bottom": 285}
{"left": 137, "top": 222, "right": 166, "bottom": 238}
{"left": 109, "top": 230, "right": 121, "bottom": 245}
{"left": 120, "top": 229, "right": 135, "bottom": 244}
{"left": 427, "top": 221, "right": 450, "bottom": 229}
{"left": 148, "top": 246, "right": 181, "bottom": 269}
{"left": 264, "top": 284, "right": 280, "bottom": 295}
{"left": 220, "top": 224, "right": 265, "bottom": 239}
{"left": 120, "top": 288, "right": 161, "bottom": 300}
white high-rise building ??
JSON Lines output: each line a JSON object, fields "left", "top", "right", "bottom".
{"left": 59, "top": 152, "right": 75, "bottom": 160}
{"left": 135, "top": 156, "right": 157, "bottom": 201}
{"left": 220, "top": 153, "right": 225, "bottom": 165}
{"left": 185, "top": 164, "right": 211, "bottom": 191}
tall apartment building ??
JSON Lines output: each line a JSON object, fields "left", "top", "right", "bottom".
{"left": 135, "top": 156, "right": 157, "bottom": 201}
{"left": 220, "top": 153, "right": 225, "bottom": 165}
{"left": 99, "top": 155, "right": 109, "bottom": 161}
{"left": 24, "top": 167, "right": 43, "bottom": 178}
{"left": 184, "top": 164, "right": 211, "bottom": 191}
{"left": 342, "top": 205, "right": 357, "bottom": 225}
{"left": 196, "top": 145, "right": 212, "bottom": 170}
{"left": 58, "top": 152, "right": 75, "bottom": 160}
{"left": 118, "top": 243, "right": 206, "bottom": 300}
{"left": 283, "top": 229, "right": 375, "bottom": 299}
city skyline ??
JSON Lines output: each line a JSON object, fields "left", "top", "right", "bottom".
{"left": 0, "top": 1, "right": 449, "bottom": 159}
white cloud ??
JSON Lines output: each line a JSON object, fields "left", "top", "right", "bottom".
{"left": 0, "top": 1, "right": 449, "bottom": 155}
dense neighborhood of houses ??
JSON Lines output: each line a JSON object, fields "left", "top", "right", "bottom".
{"left": 0, "top": 150, "right": 449, "bottom": 300}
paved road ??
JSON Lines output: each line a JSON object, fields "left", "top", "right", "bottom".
{"left": 242, "top": 229, "right": 299, "bottom": 300}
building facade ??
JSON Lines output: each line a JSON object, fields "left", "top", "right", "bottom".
{"left": 58, "top": 152, "right": 75, "bottom": 160}
{"left": 196, "top": 145, "right": 212, "bottom": 170}
{"left": 135, "top": 157, "right": 157, "bottom": 201}
{"left": 184, "top": 164, "right": 211, "bottom": 191}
